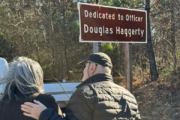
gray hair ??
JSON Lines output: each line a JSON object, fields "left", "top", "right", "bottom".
{"left": 0, "top": 57, "right": 44, "bottom": 102}
{"left": 99, "top": 65, "right": 111, "bottom": 74}
{"left": 90, "top": 62, "right": 111, "bottom": 74}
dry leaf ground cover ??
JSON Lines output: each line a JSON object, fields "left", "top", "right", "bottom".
{"left": 114, "top": 73, "right": 180, "bottom": 120}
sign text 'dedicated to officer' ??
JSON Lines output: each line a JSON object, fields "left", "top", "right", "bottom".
{"left": 78, "top": 3, "right": 147, "bottom": 43}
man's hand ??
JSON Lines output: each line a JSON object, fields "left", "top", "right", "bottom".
{"left": 21, "top": 100, "right": 47, "bottom": 120}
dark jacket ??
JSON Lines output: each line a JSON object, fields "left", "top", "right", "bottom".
{"left": 40, "top": 73, "right": 140, "bottom": 120}
{"left": 0, "top": 94, "right": 59, "bottom": 120}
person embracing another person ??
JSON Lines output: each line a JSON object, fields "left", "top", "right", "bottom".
{"left": 0, "top": 57, "right": 62, "bottom": 120}
{"left": 21, "top": 52, "right": 141, "bottom": 120}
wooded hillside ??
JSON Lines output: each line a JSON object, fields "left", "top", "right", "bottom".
{"left": 0, "top": 0, "right": 179, "bottom": 83}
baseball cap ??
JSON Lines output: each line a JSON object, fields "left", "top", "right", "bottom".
{"left": 78, "top": 52, "right": 113, "bottom": 69}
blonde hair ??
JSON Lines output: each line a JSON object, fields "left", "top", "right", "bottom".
{"left": 0, "top": 57, "right": 44, "bottom": 102}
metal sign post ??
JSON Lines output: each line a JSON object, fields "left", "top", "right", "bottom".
{"left": 125, "top": 43, "right": 132, "bottom": 92}
{"left": 93, "top": 43, "right": 99, "bottom": 52}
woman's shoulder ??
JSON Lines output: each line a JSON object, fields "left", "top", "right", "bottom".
{"left": 34, "top": 94, "right": 58, "bottom": 112}
{"left": 35, "top": 93, "right": 55, "bottom": 99}
{"left": 35, "top": 94, "right": 56, "bottom": 104}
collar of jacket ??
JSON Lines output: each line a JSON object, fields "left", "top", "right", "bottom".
{"left": 76, "top": 73, "right": 113, "bottom": 88}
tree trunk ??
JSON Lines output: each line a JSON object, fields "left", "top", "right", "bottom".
{"left": 57, "top": 7, "right": 64, "bottom": 80}
{"left": 46, "top": 0, "right": 56, "bottom": 78}
{"left": 145, "top": 0, "right": 159, "bottom": 81}
{"left": 171, "top": 1, "right": 176, "bottom": 72}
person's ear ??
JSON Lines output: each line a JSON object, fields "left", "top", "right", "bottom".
{"left": 90, "top": 63, "right": 96, "bottom": 75}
